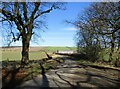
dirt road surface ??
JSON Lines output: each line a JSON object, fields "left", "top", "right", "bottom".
{"left": 17, "top": 58, "right": 120, "bottom": 89}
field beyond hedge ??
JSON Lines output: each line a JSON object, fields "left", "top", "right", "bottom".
{"left": 1, "top": 46, "right": 77, "bottom": 61}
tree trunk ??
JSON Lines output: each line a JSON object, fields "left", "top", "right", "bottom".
{"left": 21, "top": 37, "right": 30, "bottom": 65}
{"left": 115, "top": 31, "right": 120, "bottom": 67}
{"left": 118, "top": 30, "right": 120, "bottom": 51}
{"left": 109, "top": 33, "right": 115, "bottom": 61}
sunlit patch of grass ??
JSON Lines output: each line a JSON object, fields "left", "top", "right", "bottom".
{"left": 2, "top": 51, "right": 47, "bottom": 61}
{"left": 44, "top": 46, "right": 77, "bottom": 52}
{"left": 1, "top": 46, "right": 76, "bottom": 61}
{"left": 99, "top": 48, "right": 119, "bottom": 62}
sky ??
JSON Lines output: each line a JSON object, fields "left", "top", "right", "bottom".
{"left": 0, "top": 2, "right": 91, "bottom": 47}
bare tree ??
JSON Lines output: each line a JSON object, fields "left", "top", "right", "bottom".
{"left": 0, "top": 2, "right": 65, "bottom": 65}
{"left": 68, "top": 2, "right": 120, "bottom": 64}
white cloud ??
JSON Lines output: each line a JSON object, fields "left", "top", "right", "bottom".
{"left": 64, "top": 27, "right": 78, "bottom": 31}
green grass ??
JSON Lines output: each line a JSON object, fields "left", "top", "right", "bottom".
{"left": 1, "top": 46, "right": 77, "bottom": 61}
{"left": 99, "top": 48, "right": 118, "bottom": 62}
{"left": 2, "top": 51, "right": 21, "bottom": 61}
{"left": 44, "top": 46, "right": 77, "bottom": 52}
{"left": 2, "top": 51, "right": 47, "bottom": 61}
{"left": 29, "top": 51, "right": 47, "bottom": 60}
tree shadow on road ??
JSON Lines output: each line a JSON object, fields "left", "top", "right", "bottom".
{"left": 2, "top": 56, "right": 65, "bottom": 89}
{"left": 15, "top": 63, "right": 50, "bottom": 89}
{"left": 39, "top": 63, "right": 49, "bottom": 88}
{"left": 52, "top": 54, "right": 120, "bottom": 89}
{"left": 53, "top": 67, "right": 120, "bottom": 89}
{"left": 57, "top": 53, "right": 120, "bottom": 71}
{"left": 2, "top": 56, "right": 120, "bottom": 89}
{"left": 2, "top": 60, "right": 50, "bottom": 89}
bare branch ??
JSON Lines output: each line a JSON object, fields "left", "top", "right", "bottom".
{"left": 0, "top": 9, "right": 15, "bottom": 21}
{"left": 0, "top": 17, "right": 8, "bottom": 22}
{"left": 22, "top": 2, "right": 28, "bottom": 22}
{"left": 24, "top": 2, "right": 41, "bottom": 28}
{"left": 34, "top": 5, "right": 55, "bottom": 20}
{"left": 30, "top": 2, "right": 41, "bottom": 22}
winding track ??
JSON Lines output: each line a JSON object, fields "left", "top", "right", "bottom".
{"left": 18, "top": 58, "right": 120, "bottom": 89}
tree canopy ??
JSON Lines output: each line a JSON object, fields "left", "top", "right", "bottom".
{"left": 69, "top": 2, "right": 120, "bottom": 66}
{"left": 0, "top": 2, "right": 65, "bottom": 64}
